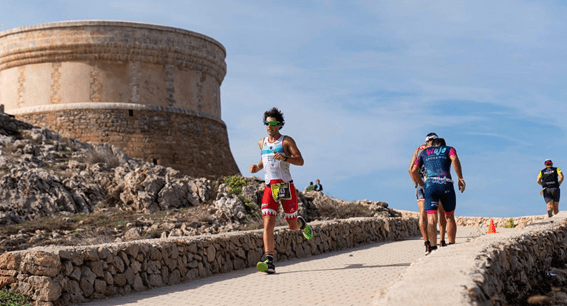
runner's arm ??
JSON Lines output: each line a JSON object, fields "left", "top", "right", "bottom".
{"left": 410, "top": 164, "right": 424, "bottom": 187}
{"left": 279, "top": 136, "right": 304, "bottom": 166}
{"left": 559, "top": 169, "right": 564, "bottom": 186}
{"left": 249, "top": 139, "right": 264, "bottom": 173}
{"left": 408, "top": 148, "right": 419, "bottom": 185}
{"left": 449, "top": 150, "right": 465, "bottom": 192}
{"left": 536, "top": 171, "right": 543, "bottom": 186}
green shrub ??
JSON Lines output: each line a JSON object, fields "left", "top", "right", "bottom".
{"left": 223, "top": 175, "right": 247, "bottom": 195}
{"left": 239, "top": 196, "right": 261, "bottom": 218}
{"left": 504, "top": 218, "right": 515, "bottom": 228}
{"left": 0, "top": 288, "right": 32, "bottom": 306}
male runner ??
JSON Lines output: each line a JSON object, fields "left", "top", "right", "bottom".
{"left": 408, "top": 132, "right": 446, "bottom": 254}
{"left": 537, "top": 159, "right": 563, "bottom": 217}
{"left": 250, "top": 107, "right": 313, "bottom": 274}
{"left": 436, "top": 138, "right": 448, "bottom": 247}
{"left": 411, "top": 138, "right": 465, "bottom": 255}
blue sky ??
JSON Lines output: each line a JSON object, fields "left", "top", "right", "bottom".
{"left": 2, "top": 1, "right": 567, "bottom": 217}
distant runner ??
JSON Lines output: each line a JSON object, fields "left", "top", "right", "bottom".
{"left": 250, "top": 107, "right": 313, "bottom": 274}
{"left": 411, "top": 138, "right": 465, "bottom": 255}
{"left": 537, "top": 159, "right": 563, "bottom": 217}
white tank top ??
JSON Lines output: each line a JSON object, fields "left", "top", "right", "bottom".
{"left": 261, "top": 135, "right": 292, "bottom": 183}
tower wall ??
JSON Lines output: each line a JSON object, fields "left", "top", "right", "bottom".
{"left": 0, "top": 21, "right": 239, "bottom": 177}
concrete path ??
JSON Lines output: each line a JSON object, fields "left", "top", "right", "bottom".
{"left": 82, "top": 227, "right": 484, "bottom": 306}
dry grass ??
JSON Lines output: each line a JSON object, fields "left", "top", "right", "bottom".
{"left": 84, "top": 148, "right": 120, "bottom": 168}
{"left": 316, "top": 202, "right": 374, "bottom": 220}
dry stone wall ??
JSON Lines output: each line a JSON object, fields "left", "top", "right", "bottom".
{"left": 469, "top": 223, "right": 567, "bottom": 305}
{"left": 0, "top": 217, "right": 419, "bottom": 305}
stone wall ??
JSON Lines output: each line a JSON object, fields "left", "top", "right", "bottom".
{"left": 13, "top": 103, "right": 240, "bottom": 178}
{"left": 469, "top": 223, "right": 567, "bottom": 305}
{"left": 0, "top": 217, "right": 419, "bottom": 305}
{"left": 397, "top": 210, "right": 545, "bottom": 229}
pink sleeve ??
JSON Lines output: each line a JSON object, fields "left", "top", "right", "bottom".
{"left": 449, "top": 147, "right": 456, "bottom": 156}
{"left": 414, "top": 155, "right": 421, "bottom": 166}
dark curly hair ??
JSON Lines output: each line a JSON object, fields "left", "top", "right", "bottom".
{"left": 432, "top": 138, "right": 446, "bottom": 146}
{"left": 263, "top": 107, "right": 285, "bottom": 129}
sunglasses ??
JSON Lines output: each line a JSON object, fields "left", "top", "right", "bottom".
{"left": 264, "top": 121, "right": 280, "bottom": 126}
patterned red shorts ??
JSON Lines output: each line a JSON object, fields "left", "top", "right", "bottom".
{"left": 261, "top": 180, "right": 298, "bottom": 220}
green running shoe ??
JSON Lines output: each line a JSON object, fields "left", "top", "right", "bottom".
{"left": 302, "top": 222, "right": 313, "bottom": 240}
{"left": 257, "top": 259, "right": 275, "bottom": 274}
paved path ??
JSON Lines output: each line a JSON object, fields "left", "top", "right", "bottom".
{"left": 82, "top": 227, "right": 484, "bottom": 306}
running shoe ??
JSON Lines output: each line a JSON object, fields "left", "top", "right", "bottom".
{"left": 302, "top": 223, "right": 313, "bottom": 240}
{"left": 257, "top": 259, "right": 275, "bottom": 274}
{"left": 298, "top": 216, "right": 313, "bottom": 240}
{"left": 425, "top": 241, "right": 431, "bottom": 256}
{"left": 440, "top": 240, "right": 447, "bottom": 247}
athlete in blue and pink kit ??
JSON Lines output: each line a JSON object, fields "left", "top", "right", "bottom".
{"left": 411, "top": 138, "right": 466, "bottom": 254}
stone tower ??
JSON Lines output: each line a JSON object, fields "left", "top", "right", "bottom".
{"left": 0, "top": 20, "right": 240, "bottom": 177}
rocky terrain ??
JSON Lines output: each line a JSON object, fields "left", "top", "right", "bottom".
{"left": 0, "top": 113, "right": 397, "bottom": 255}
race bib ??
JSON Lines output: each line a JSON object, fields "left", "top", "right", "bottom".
{"left": 271, "top": 183, "right": 292, "bottom": 201}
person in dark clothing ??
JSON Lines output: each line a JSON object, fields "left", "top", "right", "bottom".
{"left": 537, "top": 159, "right": 564, "bottom": 217}
{"left": 314, "top": 179, "right": 323, "bottom": 192}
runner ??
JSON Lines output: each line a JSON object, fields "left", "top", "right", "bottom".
{"left": 249, "top": 107, "right": 313, "bottom": 274}
{"left": 408, "top": 132, "right": 438, "bottom": 255}
{"left": 436, "top": 138, "right": 448, "bottom": 247}
{"left": 411, "top": 138, "right": 465, "bottom": 255}
{"left": 537, "top": 159, "right": 564, "bottom": 217}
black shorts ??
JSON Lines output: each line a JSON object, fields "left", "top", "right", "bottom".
{"left": 424, "top": 180, "right": 456, "bottom": 213}
{"left": 543, "top": 188, "right": 560, "bottom": 203}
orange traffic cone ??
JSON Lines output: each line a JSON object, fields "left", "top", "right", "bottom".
{"left": 486, "top": 219, "right": 497, "bottom": 234}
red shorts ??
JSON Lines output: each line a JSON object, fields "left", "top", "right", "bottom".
{"left": 262, "top": 180, "right": 298, "bottom": 220}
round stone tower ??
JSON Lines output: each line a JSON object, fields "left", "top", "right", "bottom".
{"left": 0, "top": 20, "right": 240, "bottom": 177}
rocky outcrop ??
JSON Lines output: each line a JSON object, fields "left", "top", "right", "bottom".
{"left": 0, "top": 112, "right": 400, "bottom": 233}
{"left": 0, "top": 216, "right": 420, "bottom": 305}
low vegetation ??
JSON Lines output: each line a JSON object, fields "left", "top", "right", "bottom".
{"left": 0, "top": 288, "right": 31, "bottom": 306}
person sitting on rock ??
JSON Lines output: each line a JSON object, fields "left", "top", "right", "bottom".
{"left": 314, "top": 179, "right": 323, "bottom": 192}
{"left": 305, "top": 182, "right": 315, "bottom": 192}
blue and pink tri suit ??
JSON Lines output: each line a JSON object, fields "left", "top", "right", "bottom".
{"left": 414, "top": 146, "right": 457, "bottom": 215}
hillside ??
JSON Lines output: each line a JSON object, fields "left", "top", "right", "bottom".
{"left": 0, "top": 113, "right": 398, "bottom": 254}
